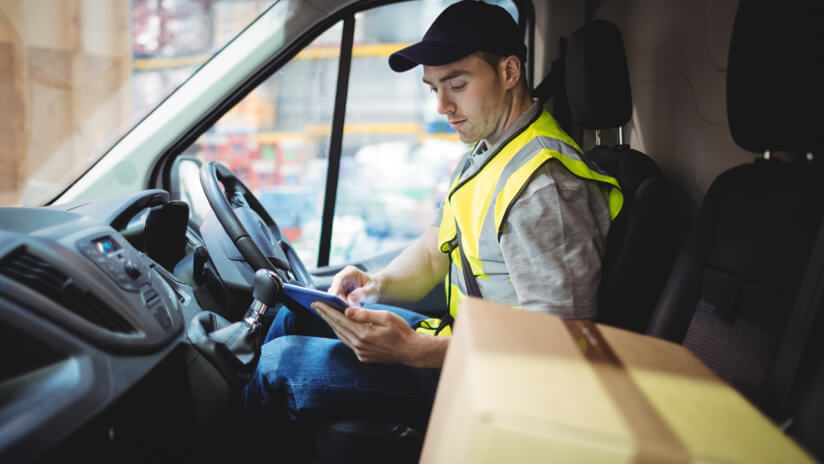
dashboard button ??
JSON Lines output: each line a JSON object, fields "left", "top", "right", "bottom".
{"left": 124, "top": 260, "right": 142, "bottom": 279}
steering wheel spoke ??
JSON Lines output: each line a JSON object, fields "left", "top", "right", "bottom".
{"left": 200, "top": 161, "right": 314, "bottom": 288}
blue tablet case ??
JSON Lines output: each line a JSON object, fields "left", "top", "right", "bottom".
{"left": 280, "top": 283, "right": 349, "bottom": 317}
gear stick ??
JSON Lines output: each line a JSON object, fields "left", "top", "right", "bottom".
{"left": 243, "top": 267, "right": 283, "bottom": 330}
{"left": 186, "top": 268, "right": 283, "bottom": 386}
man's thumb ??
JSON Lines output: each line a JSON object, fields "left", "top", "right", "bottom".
{"left": 347, "top": 288, "right": 365, "bottom": 306}
{"left": 347, "top": 286, "right": 377, "bottom": 306}
{"left": 345, "top": 305, "right": 370, "bottom": 322}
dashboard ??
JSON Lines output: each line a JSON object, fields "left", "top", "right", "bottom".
{"left": 0, "top": 187, "right": 447, "bottom": 463}
{"left": 0, "top": 190, "right": 222, "bottom": 462}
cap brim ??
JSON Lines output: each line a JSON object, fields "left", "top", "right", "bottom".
{"left": 389, "top": 41, "right": 474, "bottom": 72}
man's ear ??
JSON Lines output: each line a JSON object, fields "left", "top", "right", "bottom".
{"left": 500, "top": 55, "right": 522, "bottom": 90}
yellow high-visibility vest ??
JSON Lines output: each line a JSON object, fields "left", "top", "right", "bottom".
{"left": 416, "top": 110, "right": 623, "bottom": 336}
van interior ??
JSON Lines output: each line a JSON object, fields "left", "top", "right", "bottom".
{"left": 0, "top": 0, "right": 822, "bottom": 462}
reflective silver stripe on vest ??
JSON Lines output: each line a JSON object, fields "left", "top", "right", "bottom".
{"left": 449, "top": 259, "right": 469, "bottom": 296}
{"left": 456, "top": 135, "right": 587, "bottom": 305}
{"left": 476, "top": 136, "right": 589, "bottom": 271}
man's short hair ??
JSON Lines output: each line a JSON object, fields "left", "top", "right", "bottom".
{"left": 476, "top": 51, "right": 504, "bottom": 71}
{"left": 475, "top": 51, "right": 530, "bottom": 93}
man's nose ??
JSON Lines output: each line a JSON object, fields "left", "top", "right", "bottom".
{"left": 436, "top": 92, "right": 455, "bottom": 115}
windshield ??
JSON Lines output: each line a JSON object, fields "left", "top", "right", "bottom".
{"left": 0, "top": 0, "right": 275, "bottom": 207}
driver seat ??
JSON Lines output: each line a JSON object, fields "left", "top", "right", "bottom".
{"left": 314, "top": 420, "right": 423, "bottom": 464}
{"left": 313, "top": 19, "right": 682, "bottom": 464}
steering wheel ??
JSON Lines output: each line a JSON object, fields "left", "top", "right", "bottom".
{"left": 199, "top": 161, "right": 313, "bottom": 287}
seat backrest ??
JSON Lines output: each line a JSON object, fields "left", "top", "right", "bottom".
{"left": 564, "top": 19, "right": 681, "bottom": 333}
{"left": 648, "top": 0, "right": 824, "bottom": 458}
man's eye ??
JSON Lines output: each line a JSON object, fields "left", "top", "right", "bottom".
{"left": 450, "top": 83, "right": 466, "bottom": 91}
{"left": 428, "top": 87, "right": 437, "bottom": 94}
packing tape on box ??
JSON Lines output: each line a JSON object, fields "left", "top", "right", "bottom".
{"left": 563, "top": 320, "right": 690, "bottom": 462}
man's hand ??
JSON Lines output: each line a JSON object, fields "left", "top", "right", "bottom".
{"left": 326, "top": 227, "right": 448, "bottom": 306}
{"left": 312, "top": 302, "right": 448, "bottom": 368}
{"left": 328, "top": 265, "right": 381, "bottom": 306}
{"left": 312, "top": 303, "right": 415, "bottom": 364}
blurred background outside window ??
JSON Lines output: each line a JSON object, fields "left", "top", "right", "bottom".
{"left": 189, "top": 0, "right": 517, "bottom": 266}
{"left": 0, "top": 0, "right": 518, "bottom": 268}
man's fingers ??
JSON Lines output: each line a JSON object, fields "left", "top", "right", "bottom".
{"left": 344, "top": 306, "right": 384, "bottom": 326}
{"left": 313, "top": 303, "right": 361, "bottom": 343}
{"left": 312, "top": 303, "right": 337, "bottom": 328}
{"left": 328, "top": 266, "right": 368, "bottom": 299}
{"left": 349, "top": 284, "right": 380, "bottom": 305}
{"left": 319, "top": 315, "right": 357, "bottom": 348}
{"left": 328, "top": 272, "right": 350, "bottom": 299}
{"left": 313, "top": 302, "right": 345, "bottom": 324}
{"left": 346, "top": 288, "right": 365, "bottom": 306}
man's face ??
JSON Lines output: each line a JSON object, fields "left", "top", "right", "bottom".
{"left": 422, "top": 54, "right": 508, "bottom": 145}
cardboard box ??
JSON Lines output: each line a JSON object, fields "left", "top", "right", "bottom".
{"left": 420, "top": 298, "right": 814, "bottom": 463}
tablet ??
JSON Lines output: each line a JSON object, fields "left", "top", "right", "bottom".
{"left": 280, "top": 283, "right": 349, "bottom": 317}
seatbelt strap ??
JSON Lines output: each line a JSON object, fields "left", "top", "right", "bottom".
{"left": 429, "top": 154, "right": 478, "bottom": 337}
{"left": 762, "top": 213, "right": 824, "bottom": 421}
{"left": 455, "top": 223, "right": 482, "bottom": 298}
{"left": 433, "top": 260, "right": 454, "bottom": 336}
{"left": 430, "top": 219, "right": 480, "bottom": 337}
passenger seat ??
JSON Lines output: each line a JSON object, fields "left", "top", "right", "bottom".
{"left": 647, "top": 0, "right": 824, "bottom": 459}
{"left": 564, "top": 19, "right": 681, "bottom": 334}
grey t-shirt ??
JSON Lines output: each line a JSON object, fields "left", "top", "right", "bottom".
{"left": 433, "top": 101, "right": 611, "bottom": 318}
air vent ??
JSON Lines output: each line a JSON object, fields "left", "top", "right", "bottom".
{"left": 0, "top": 248, "right": 137, "bottom": 334}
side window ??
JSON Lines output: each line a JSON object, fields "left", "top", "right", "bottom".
{"left": 331, "top": 0, "right": 519, "bottom": 266}
{"left": 190, "top": 23, "right": 343, "bottom": 266}
{"left": 184, "top": 0, "right": 521, "bottom": 268}
{"left": 330, "top": 2, "right": 469, "bottom": 265}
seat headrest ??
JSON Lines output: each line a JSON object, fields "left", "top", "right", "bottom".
{"left": 727, "top": 0, "right": 824, "bottom": 154}
{"left": 565, "top": 19, "right": 632, "bottom": 130}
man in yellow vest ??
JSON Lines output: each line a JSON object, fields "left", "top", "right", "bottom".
{"left": 242, "top": 1, "right": 621, "bottom": 454}
{"left": 316, "top": 0, "right": 621, "bottom": 363}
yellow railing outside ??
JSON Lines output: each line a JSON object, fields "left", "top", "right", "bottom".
{"left": 134, "top": 43, "right": 412, "bottom": 70}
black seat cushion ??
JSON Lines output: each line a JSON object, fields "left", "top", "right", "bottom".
{"left": 587, "top": 146, "right": 680, "bottom": 333}
{"left": 650, "top": 160, "right": 824, "bottom": 399}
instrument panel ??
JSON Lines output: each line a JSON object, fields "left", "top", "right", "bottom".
{"left": 0, "top": 190, "right": 203, "bottom": 462}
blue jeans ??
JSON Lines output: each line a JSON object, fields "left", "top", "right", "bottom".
{"left": 241, "top": 303, "right": 441, "bottom": 458}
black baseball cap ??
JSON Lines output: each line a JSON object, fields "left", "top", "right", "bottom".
{"left": 389, "top": 1, "right": 526, "bottom": 72}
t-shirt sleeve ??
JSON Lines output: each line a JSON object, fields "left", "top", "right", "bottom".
{"left": 499, "top": 160, "right": 611, "bottom": 319}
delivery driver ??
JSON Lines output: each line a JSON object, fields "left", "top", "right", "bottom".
{"left": 241, "top": 1, "right": 622, "bottom": 456}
